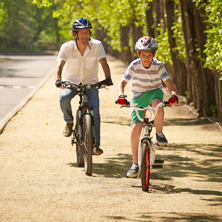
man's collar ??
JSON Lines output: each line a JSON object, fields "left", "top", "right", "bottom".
{"left": 73, "top": 39, "right": 92, "bottom": 50}
{"left": 88, "top": 39, "right": 92, "bottom": 50}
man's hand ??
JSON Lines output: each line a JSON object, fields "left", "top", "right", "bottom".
{"left": 115, "top": 95, "right": 128, "bottom": 105}
{"left": 55, "top": 79, "right": 62, "bottom": 88}
{"left": 168, "top": 95, "right": 178, "bottom": 105}
{"left": 55, "top": 80, "right": 67, "bottom": 89}
{"left": 103, "top": 77, "right": 113, "bottom": 86}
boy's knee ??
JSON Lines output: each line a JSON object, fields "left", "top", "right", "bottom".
{"left": 131, "top": 123, "right": 142, "bottom": 135}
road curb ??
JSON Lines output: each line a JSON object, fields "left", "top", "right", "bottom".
{"left": 0, "top": 67, "right": 56, "bottom": 134}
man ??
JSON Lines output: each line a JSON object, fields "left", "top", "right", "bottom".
{"left": 116, "top": 36, "right": 178, "bottom": 177}
{"left": 55, "top": 18, "right": 113, "bottom": 155}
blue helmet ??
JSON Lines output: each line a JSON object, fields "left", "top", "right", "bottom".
{"left": 71, "top": 18, "right": 92, "bottom": 31}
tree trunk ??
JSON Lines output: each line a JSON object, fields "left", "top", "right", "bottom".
{"left": 120, "top": 25, "right": 131, "bottom": 64}
{"left": 145, "top": 1, "right": 155, "bottom": 37}
{"left": 180, "top": 0, "right": 203, "bottom": 115}
{"left": 165, "top": 0, "right": 187, "bottom": 95}
{"left": 213, "top": 71, "right": 222, "bottom": 121}
{"left": 130, "top": 21, "right": 143, "bottom": 60}
{"left": 179, "top": 0, "right": 194, "bottom": 104}
{"left": 153, "top": 0, "right": 161, "bottom": 37}
{"left": 193, "top": 4, "right": 215, "bottom": 116}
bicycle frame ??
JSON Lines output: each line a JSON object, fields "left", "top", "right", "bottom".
{"left": 121, "top": 101, "right": 169, "bottom": 191}
{"left": 131, "top": 102, "right": 165, "bottom": 169}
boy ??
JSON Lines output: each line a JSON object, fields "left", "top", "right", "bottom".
{"left": 116, "top": 36, "right": 178, "bottom": 177}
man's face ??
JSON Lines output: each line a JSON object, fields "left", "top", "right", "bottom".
{"left": 138, "top": 51, "right": 156, "bottom": 69}
{"left": 75, "top": 29, "right": 90, "bottom": 44}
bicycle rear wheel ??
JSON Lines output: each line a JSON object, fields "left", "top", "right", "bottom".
{"left": 141, "top": 141, "right": 150, "bottom": 192}
{"left": 83, "top": 114, "right": 93, "bottom": 176}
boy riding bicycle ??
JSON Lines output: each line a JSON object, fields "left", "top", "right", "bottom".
{"left": 116, "top": 36, "right": 178, "bottom": 178}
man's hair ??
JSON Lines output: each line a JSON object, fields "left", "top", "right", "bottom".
{"left": 72, "top": 30, "right": 92, "bottom": 40}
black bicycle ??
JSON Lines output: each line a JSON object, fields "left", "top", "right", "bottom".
{"left": 64, "top": 79, "right": 109, "bottom": 176}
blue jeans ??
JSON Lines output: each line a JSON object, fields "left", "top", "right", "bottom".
{"left": 60, "top": 87, "right": 100, "bottom": 147}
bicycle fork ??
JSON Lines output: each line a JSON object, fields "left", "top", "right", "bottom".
{"left": 73, "top": 108, "right": 96, "bottom": 145}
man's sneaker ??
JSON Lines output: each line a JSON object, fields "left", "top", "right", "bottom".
{"left": 126, "top": 164, "right": 139, "bottom": 178}
{"left": 63, "top": 122, "right": 73, "bottom": 137}
{"left": 156, "top": 132, "right": 168, "bottom": 146}
{"left": 93, "top": 147, "right": 103, "bottom": 155}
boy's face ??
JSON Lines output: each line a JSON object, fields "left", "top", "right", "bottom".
{"left": 137, "top": 51, "right": 156, "bottom": 69}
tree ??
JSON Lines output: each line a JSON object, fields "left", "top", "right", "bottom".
{"left": 31, "top": 0, "right": 222, "bottom": 122}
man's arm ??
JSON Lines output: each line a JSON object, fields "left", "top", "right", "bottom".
{"left": 99, "top": 58, "right": 111, "bottom": 78}
{"left": 55, "top": 60, "right": 66, "bottom": 88}
{"left": 56, "top": 60, "right": 66, "bottom": 80}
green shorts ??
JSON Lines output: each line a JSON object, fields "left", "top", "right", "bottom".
{"left": 131, "top": 88, "right": 164, "bottom": 126}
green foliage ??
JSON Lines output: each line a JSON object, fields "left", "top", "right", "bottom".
{"left": 32, "top": 0, "right": 53, "bottom": 8}
{"left": 210, "top": 104, "right": 217, "bottom": 116}
{"left": 155, "top": 22, "right": 172, "bottom": 65}
{"left": 194, "top": 0, "right": 222, "bottom": 72}
{"left": 32, "top": 0, "right": 149, "bottom": 51}
{"left": 0, "top": 0, "right": 60, "bottom": 52}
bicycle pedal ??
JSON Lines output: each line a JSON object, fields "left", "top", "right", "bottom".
{"left": 156, "top": 143, "right": 167, "bottom": 147}
{"left": 71, "top": 139, "right": 76, "bottom": 146}
{"left": 154, "top": 159, "right": 164, "bottom": 164}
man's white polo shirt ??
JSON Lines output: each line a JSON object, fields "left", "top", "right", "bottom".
{"left": 57, "top": 39, "right": 106, "bottom": 84}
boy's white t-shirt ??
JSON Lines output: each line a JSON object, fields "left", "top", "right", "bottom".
{"left": 122, "top": 58, "right": 170, "bottom": 98}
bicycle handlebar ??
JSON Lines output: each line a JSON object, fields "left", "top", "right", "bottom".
{"left": 121, "top": 101, "right": 171, "bottom": 123}
{"left": 62, "top": 79, "right": 110, "bottom": 91}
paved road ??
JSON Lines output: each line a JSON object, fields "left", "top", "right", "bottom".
{"left": 0, "top": 54, "right": 57, "bottom": 133}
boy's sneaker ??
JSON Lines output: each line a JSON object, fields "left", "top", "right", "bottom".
{"left": 126, "top": 164, "right": 139, "bottom": 178}
{"left": 156, "top": 132, "right": 168, "bottom": 146}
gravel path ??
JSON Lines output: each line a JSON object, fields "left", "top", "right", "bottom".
{"left": 0, "top": 56, "right": 222, "bottom": 222}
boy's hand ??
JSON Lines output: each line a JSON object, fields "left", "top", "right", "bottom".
{"left": 168, "top": 95, "right": 178, "bottom": 105}
{"left": 115, "top": 95, "right": 128, "bottom": 105}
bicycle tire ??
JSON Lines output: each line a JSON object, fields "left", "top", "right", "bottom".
{"left": 83, "top": 114, "right": 93, "bottom": 176}
{"left": 141, "top": 141, "right": 150, "bottom": 192}
{"left": 75, "top": 114, "right": 84, "bottom": 167}
{"left": 76, "top": 142, "right": 84, "bottom": 167}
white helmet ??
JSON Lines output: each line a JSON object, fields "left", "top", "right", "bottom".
{"left": 135, "top": 36, "right": 158, "bottom": 52}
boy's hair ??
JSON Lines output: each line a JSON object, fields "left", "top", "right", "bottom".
{"left": 138, "top": 51, "right": 155, "bottom": 56}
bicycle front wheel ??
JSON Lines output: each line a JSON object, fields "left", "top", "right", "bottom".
{"left": 83, "top": 114, "right": 93, "bottom": 176}
{"left": 75, "top": 117, "right": 84, "bottom": 167}
{"left": 141, "top": 141, "right": 150, "bottom": 192}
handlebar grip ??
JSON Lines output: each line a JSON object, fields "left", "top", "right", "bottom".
{"left": 163, "top": 101, "right": 171, "bottom": 107}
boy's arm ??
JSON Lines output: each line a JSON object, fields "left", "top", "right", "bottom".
{"left": 164, "top": 79, "right": 177, "bottom": 96}
{"left": 118, "top": 80, "right": 128, "bottom": 96}
{"left": 164, "top": 79, "right": 178, "bottom": 105}
{"left": 116, "top": 80, "right": 128, "bottom": 105}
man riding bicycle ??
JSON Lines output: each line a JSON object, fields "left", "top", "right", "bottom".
{"left": 116, "top": 36, "right": 178, "bottom": 178}
{"left": 55, "top": 18, "right": 113, "bottom": 155}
